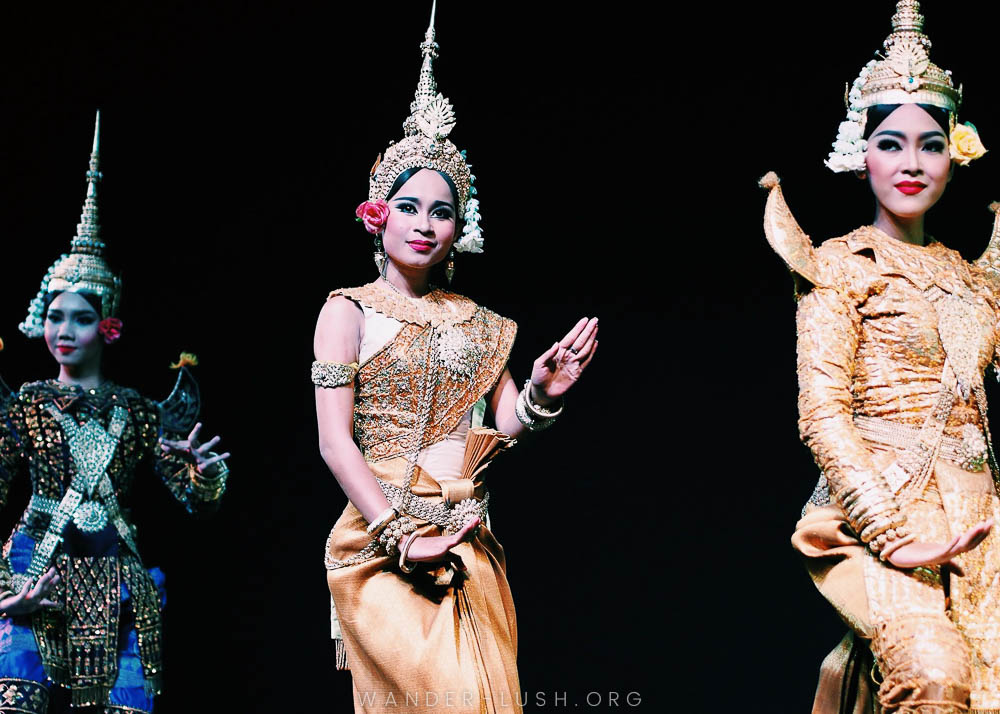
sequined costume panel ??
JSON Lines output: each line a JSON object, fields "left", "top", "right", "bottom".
{"left": 790, "top": 226, "right": 1000, "bottom": 711}
{"left": 0, "top": 380, "right": 225, "bottom": 708}
{"left": 331, "top": 284, "right": 517, "bottom": 464}
{"left": 323, "top": 285, "right": 522, "bottom": 713}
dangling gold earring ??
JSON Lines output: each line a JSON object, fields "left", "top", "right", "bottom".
{"left": 855, "top": 170, "right": 868, "bottom": 180}
{"left": 445, "top": 248, "right": 456, "bottom": 285}
{"left": 374, "top": 234, "right": 387, "bottom": 277}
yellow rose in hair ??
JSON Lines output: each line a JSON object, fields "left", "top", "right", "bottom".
{"left": 951, "top": 122, "right": 988, "bottom": 166}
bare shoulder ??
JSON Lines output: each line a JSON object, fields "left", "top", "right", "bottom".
{"left": 314, "top": 294, "right": 364, "bottom": 360}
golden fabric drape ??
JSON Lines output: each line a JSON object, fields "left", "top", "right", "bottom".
{"left": 781, "top": 227, "right": 1000, "bottom": 713}
{"left": 327, "top": 457, "right": 521, "bottom": 714}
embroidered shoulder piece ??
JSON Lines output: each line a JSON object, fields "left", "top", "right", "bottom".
{"left": 156, "top": 365, "right": 201, "bottom": 435}
{"left": 329, "top": 283, "right": 477, "bottom": 327}
{"left": 312, "top": 361, "right": 359, "bottom": 388}
{"left": 19, "top": 380, "right": 139, "bottom": 412}
{"left": 760, "top": 173, "right": 830, "bottom": 294}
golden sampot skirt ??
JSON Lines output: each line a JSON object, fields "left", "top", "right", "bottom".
{"left": 794, "top": 447, "right": 1000, "bottom": 713}
{"left": 326, "top": 457, "right": 522, "bottom": 714}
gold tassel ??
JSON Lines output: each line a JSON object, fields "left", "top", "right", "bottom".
{"left": 335, "top": 638, "right": 350, "bottom": 671}
{"left": 72, "top": 684, "right": 108, "bottom": 708}
{"left": 169, "top": 352, "right": 199, "bottom": 369}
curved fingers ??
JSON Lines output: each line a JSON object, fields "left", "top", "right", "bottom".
{"left": 186, "top": 422, "right": 203, "bottom": 448}
{"left": 559, "top": 318, "right": 590, "bottom": 348}
{"left": 569, "top": 318, "right": 598, "bottom": 352}
{"left": 196, "top": 435, "right": 222, "bottom": 454}
{"left": 199, "top": 452, "right": 231, "bottom": 469}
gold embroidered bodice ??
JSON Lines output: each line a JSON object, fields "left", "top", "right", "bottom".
{"left": 0, "top": 379, "right": 225, "bottom": 702}
{"left": 330, "top": 283, "right": 517, "bottom": 463}
{"left": 795, "top": 227, "right": 1000, "bottom": 520}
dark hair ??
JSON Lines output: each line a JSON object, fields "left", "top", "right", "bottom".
{"left": 42, "top": 290, "right": 103, "bottom": 317}
{"left": 863, "top": 103, "right": 950, "bottom": 140}
{"left": 386, "top": 167, "right": 461, "bottom": 212}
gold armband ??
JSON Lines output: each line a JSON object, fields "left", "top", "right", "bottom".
{"left": 311, "top": 361, "right": 359, "bottom": 388}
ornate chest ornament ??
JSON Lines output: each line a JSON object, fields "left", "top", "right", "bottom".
{"left": 13, "top": 405, "right": 129, "bottom": 592}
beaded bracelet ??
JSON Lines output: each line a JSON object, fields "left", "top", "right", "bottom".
{"left": 515, "top": 388, "right": 557, "bottom": 432}
{"left": 378, "top": 516, "right": 417, "bottom": 556}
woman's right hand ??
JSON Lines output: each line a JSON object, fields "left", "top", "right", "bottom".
{"left": 886, "top": 519, "right": 994, "bottom": 572}
{"left": 400, "top": 517, "right": 481, "bottom": 567}
{"left": 0, "top": 567, "right": 60, "bottom": 617}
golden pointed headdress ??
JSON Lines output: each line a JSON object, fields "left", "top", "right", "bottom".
{"left": 368, "top": 0, "right": 478, "bottom": 244}
{"left": 825, "top": 1, "right": 985, "bottom": 172}
{"left": 19, "top": 111, "right": 121, "bottom": 337}
{"left": 855, "top": 0, "right": 961, "bottom": 112}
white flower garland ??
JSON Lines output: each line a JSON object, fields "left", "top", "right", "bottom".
{"left": 455, "top": 161, "right": 483, "bottom": 253}
{"left": 825, "top": 60, "right": 876, "bottom": 173}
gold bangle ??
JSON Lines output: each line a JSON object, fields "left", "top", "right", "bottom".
{"left": 399, "top": 533, "right": 421, "bottom": 573}
{"left": 366, "top": 506, "right": 399, "bottom": 535}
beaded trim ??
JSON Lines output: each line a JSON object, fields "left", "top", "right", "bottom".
{"left": 311, "top": 361, "right": 359, "bottom": 388}
{"left": 324, "top": 483, "right": 489, "bottom": 570}
{"left": 330, "top": 283, "right": 476, "bottom": 328}
{"left": 855, "top": 415, "right": 988, "bottom": 473}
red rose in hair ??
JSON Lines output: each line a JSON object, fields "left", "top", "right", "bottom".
{"left": 98, "top": 318, "right": 123, "bottom": 344}
{"left": 355, "top": 200, "right": 390, "bottom": 234}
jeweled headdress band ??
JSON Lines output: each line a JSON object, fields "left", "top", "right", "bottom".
{"left": 20, "top": 111, "right": 122, "bottom": 337}
{"left": 825, "top": 1, "right": 985, "bottom": 173}
{"left": 366, "top": 1, "right": 483, "bottom": 254}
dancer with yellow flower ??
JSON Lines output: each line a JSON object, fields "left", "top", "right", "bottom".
{"left": 762, "top": 1, "right": 1000, "bottom": 712}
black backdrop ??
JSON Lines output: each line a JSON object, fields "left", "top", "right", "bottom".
{"left": 6, "top": 1, "right": 1000, "bottom": 712}
{"left": 0, "top": 2, "right": 662, "bottom": 712}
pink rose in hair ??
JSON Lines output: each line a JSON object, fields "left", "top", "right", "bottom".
{"left": 355, "top": 200, "right": 390, "bottom": 234}
{"left": 99, "top": 318, "right": 123, "bottom": 344}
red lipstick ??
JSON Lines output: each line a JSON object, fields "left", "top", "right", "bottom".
{"left": 895, "top": 181, "right": 926, "bottom": 195}
{"left": 56, "top": 346, "right": 76, "bottom": 355}
{"left": 407, "top": 240, "right": 434, "bottom": 253}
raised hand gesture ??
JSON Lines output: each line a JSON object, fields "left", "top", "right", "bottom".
{"left": 160, "top": 422, "right": 231, "bottom": 475}
{"left": 530, "top": 317, "right": 599, "bottom": 403}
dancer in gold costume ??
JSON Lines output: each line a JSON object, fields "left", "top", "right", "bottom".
{"left": 762, "top": 2, "right": 1000, "bottom": 712}
{"left": 0, "top": 114, "right": 230, "bottom": 713}
{"left": 314, "top": 4, "right": 599, "bottom": 712}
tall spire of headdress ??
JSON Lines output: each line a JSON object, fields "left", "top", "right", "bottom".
{"left": 18, "top": 111, "right": 121, "bottom": 337}
{"left": 368, "top": 0, "right": 482, "bottom": 255}
{"left": 410, "top": 0, "right": 439, "bottom": 116}
{"left": 72, "top": 110, "right": 104, "bottom": 255}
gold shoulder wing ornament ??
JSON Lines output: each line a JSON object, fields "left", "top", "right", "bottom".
{"left": 759, "top": 172, "right": 830, "bottom": 294}
{"left": 974, "top": 202, "right": 1000, "bottom": 279}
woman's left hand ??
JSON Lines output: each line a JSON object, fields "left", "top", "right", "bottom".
{"left": 160, "top": 422, "right": 231, "bottom": 475}
{"left": 530, "top": 317, "right": 599, "bottom": 403}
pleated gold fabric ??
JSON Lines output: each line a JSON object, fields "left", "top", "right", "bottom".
{"left": 327, "top": 457, "right": 521, "bottom": 714}
{"left": 778, "top": 226, "right": 1000, "bottom": 712}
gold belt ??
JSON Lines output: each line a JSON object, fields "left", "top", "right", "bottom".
{"left": 854, "top": 415, "right": 988, "bottom": 472}
{"left": 375, "top": 477, "right": 489, "bottom": 534}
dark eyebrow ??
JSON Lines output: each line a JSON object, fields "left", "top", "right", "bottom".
{"left": 871, "top": 129, "right": 947, "bottom": 140}
{"left": 392, "top": 196, "right": 419, "bottom": 203}
{"left": 430, "top": 200, "right": 455, "bottom": 210}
